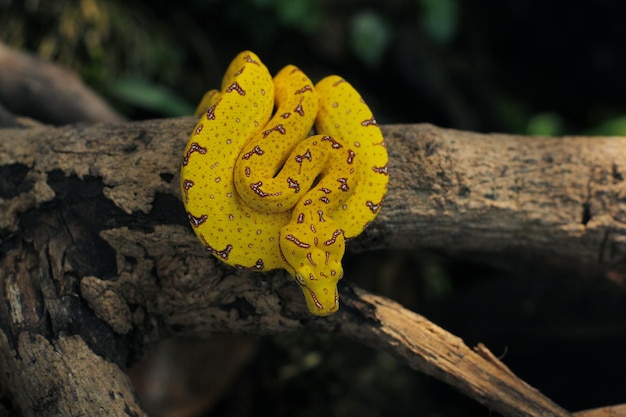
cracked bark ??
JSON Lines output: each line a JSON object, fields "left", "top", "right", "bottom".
{"left": 1, "top": 118, "right": 626, "bottom": 416}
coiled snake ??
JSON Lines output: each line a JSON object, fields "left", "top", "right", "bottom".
{"left": 181, "top": 51, "right": 388, "bottom": 316}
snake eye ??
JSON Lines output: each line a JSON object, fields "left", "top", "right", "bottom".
{"left": 295, "top": 273, "right": 306, "bottom": 286}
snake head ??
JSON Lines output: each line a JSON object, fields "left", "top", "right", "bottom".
{"left": 293, "top": 261, "right": 343, "bottom": 316}
{"left": 279, "top": 224, "right": 345, "bottom": 316}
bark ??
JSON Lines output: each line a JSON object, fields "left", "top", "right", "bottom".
{"left": 1, "top": 118, "right": 625, "bottom": 416}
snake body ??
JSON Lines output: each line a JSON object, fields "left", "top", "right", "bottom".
{"left": 181, "top": 51, "right": 388, "bottom": 316}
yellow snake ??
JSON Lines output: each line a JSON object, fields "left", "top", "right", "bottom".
{"left": 181, "top": 51, "right": 388, "bottom": 316}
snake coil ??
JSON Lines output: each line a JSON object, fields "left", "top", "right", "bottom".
{"left": 181, "top": 51, "right": 388, "bottom": 316}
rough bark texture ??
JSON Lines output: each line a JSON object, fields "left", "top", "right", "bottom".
{"left": 1, "top": 118, "right": 626, "bottom": 416}
{"left": 378, "top": 124, "right": 626, "bottom": 277}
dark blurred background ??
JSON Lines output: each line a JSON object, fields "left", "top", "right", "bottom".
{"left": 2, "top": 1, "right": 626, "bottom": 416}
{"left": 4, "top": 0, "right": 626, "bottom": 135}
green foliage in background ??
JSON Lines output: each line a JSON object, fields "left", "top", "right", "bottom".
{"left": 419, "top": 0, "right": 459, "bottom": 44}
{"left": 0, "top": 0, "right": 187, "bottom": 116}
{"left": 349, "top": 10, "right": 392, "bottom": 67}
{"left": 0, "top": 0, "right": 402, "bottom": 116}
{"left": 250, "top": 0, "right": 323, "bottom": 32}
{"left": 526, "top": 112, "right": 564, "bottom": 137}
{"left": 588, "top": 116, "right": 626, "bottom": 136}
{"left": 2, "top": 0, "right": 626, "bottom": 135}
{"left": 108, "top": 78, "right": 193, "bottom": 116}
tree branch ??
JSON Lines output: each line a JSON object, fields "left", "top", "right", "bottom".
{"left": 376, "top": 124, "right": 626, "bottom": 277}
{"left": 2, "top": 118, "right": 625, "bottom": 416}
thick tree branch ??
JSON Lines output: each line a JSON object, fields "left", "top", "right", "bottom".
{"left": 378, "top": 124, "right": 626, "bottom": 277}
{"left": 2, "top": 118, "right": 625, "bottom": 416}
{"left": 4, "top": 118, "right": 626, "bottom": 270}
